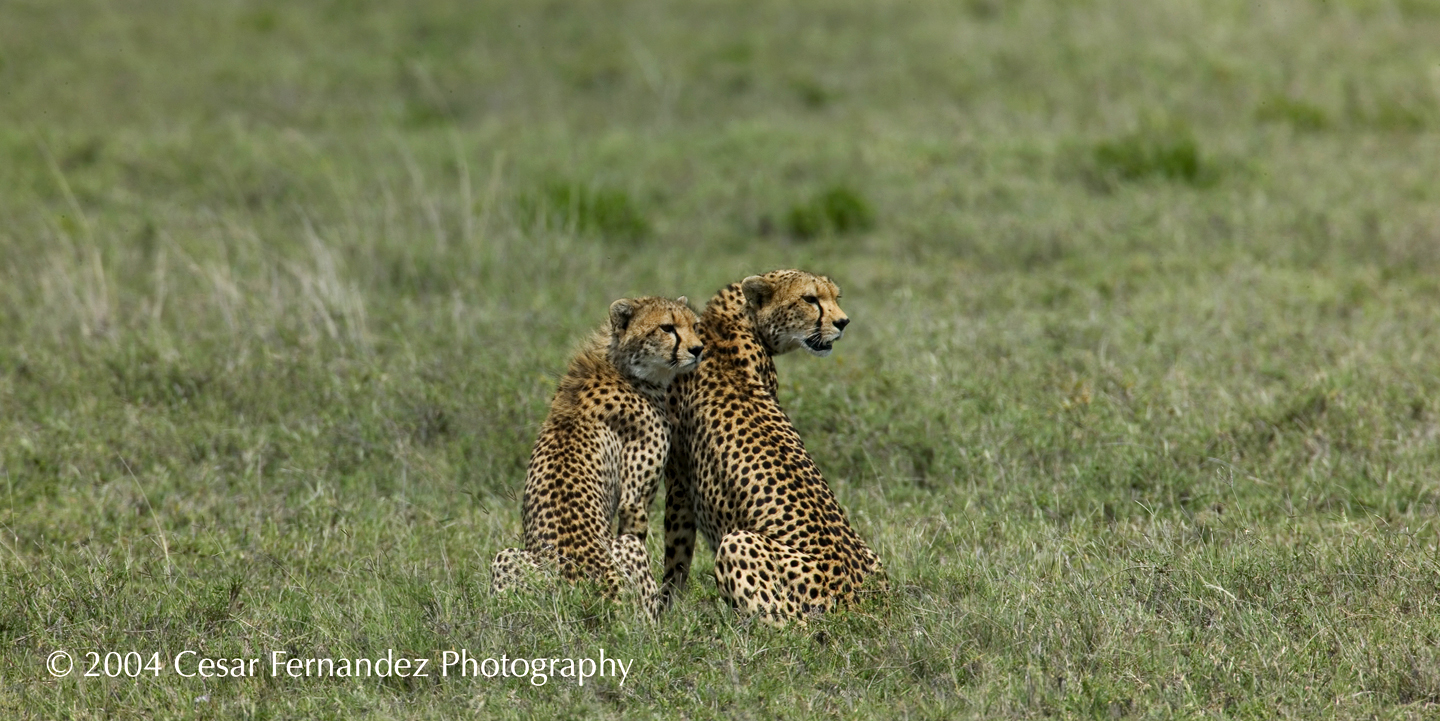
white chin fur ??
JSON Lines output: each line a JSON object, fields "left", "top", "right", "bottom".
{"left": 630, "top": 362, "right": 675, "bottom": 385}
{"left": 797, "top": 332, "right": 838, "bottom": 357}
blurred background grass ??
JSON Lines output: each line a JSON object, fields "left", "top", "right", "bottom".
{"left": 3, "top": 0, "right": 1440, "bottom": 718}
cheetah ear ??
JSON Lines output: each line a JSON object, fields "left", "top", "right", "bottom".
{"left": 676, "top": 295, "right": 687, "bottom": 307}
{"left": 609, "top": 298, "right": 635, "bottom": 333}
{"left": 741, "top": 275, "right": 772, "bottom": 309}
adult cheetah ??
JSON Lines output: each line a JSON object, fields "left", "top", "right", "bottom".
{"left": 661, "top": 270, "right": 884, "bottom": 623}
{"left": 491, "top": 296, "right": 703, "bottom": 620}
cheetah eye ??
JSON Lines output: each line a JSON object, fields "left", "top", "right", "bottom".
{"left": 660, "top": 324, "right": 676, "bottom": 334}
{"left": 802, "top": 295, "right": 818, "bottom": 305}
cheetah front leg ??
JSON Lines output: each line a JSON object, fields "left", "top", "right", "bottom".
{"left": 612, "top": 428, "right": 665, "bottom": 617}
{"left": 659, "top": 446, "right": 697, "bottom": 610}
{"left": 610, "top": 534, "right": 661, "bottom": 620}
{"left": 712, "top": 530, "right": 834, "bottom": 626}
{"left": 615, "top": 429, "right": 665, "bottom": 540}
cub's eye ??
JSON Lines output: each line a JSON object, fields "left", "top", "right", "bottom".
{"left": 660, "top": 324, "right": 676, "bottom": 334}
{"left": 802, "top": 295, "right": 818, "bottom": 304}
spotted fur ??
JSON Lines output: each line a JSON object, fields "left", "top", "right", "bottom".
{"left": 491, "top": 296, "right": 703, "bottom": 620}
{"left": 661, "top": 270, "right": 885, "bottom": 624}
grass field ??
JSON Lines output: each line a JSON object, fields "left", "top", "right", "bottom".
{"left": 4, "top": 0, "right": 1440, "bottom": 717}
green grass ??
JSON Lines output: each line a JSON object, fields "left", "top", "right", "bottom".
{"left": 3, "top": 0, "right": 1440, "bottom": 718}
{"left": 785, "top": 186, "right": 875, "bottom": 240}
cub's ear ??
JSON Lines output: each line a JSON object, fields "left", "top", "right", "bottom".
{"left": 741, "top": 275, "right": 772, "bottom": 309}
{"left": 676, "top": 295, "right": 688, "bottom": 307}
{"left": 609, "top": 298, "right": 635, "bottom": 332}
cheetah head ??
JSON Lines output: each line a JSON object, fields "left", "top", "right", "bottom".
{"left": 607, "top": 296, "right": 704, "bottom": 384}
{"left": 741, "top": 270, "right": 850, "bottom": 357}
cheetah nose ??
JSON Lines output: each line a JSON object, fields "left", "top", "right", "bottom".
{"left": 688, "top": 345, "right": 704, "bottom": 360}
{"left": 833, "top": 317, "right": 850, "bottom": 331}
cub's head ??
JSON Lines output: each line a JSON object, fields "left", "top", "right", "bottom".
{"left": 741, "top": 269, "right": 850, "bottom": 357}
{"left": 607, "top": 296, "right": 704, "bottom": 384}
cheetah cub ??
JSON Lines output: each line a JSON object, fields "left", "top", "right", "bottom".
{"left": 491, "top": 296, "right": 703, "bottom": 620}
{"left": 661, "top": 270, "right": 885, "bottom": 624}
